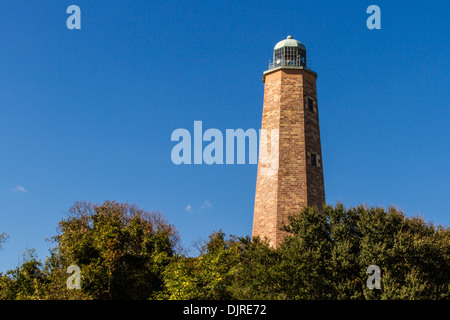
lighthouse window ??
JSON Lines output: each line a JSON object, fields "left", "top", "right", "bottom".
{"left": 307, "top": 98, "right": 315, "bottom": 112}
{"left": 310, "top": 153, "right": 317, "bottom": 166}
{"left": 308, "top": 152, "right": 321, "bottom": 167}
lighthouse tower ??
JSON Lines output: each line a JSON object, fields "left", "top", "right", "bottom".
{"left": 252, "top": 36, "right": 325, "bottom": 247}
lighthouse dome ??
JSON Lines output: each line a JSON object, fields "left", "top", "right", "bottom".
{"left": 274, "top": 35, "right": 306, "bottom": 51}
{"left": 271, "top": 35, "right": 307, "bottom": 69}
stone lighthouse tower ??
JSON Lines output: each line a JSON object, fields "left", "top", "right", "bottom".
{"left": 252, "top": 36, "right": 325, "bottom": 247}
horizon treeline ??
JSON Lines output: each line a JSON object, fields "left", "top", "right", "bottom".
{"left": 0, "top": 201, "right": 449, "bottom": 300}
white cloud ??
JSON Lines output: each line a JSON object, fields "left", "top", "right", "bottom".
{"left": 11, "top": 185, "right": 28, "bottom": 193}
{"left": 186, "top": 201, "right": 212, "bottom": 212}
{"left": 201, "top": 200, "right": 212, "bottom": 209}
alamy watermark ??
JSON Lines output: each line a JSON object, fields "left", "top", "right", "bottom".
{"left": 171, "top": 121, "right": 279, "bottom": 176}
{"left": 66, "top": 5, "right": 81, "bottom": 30}
{"left": 66, "top": 265, "right": 81, "bottom": 290}
{"left": 65, "top": 5, "right": 379, "bottom": 31}
{"left": 366, "top": 5, "right": 381, "bottom": 30}
{"left": 65, "top": 263, "right": 382, "bottom": 291}
{"left": 366, "top": 265, "right": 381, "bottom": 290}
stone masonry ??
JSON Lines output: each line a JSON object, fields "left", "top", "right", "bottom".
{"left": 252, "top": 67, "right": 325, "bottom": 248}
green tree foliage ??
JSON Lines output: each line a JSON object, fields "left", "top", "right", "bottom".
{"left": 160, "top": 204, "right": 449, "bottom": 300}
{"left": 48, "top": 201, "right": 180, "bottom": 299}
{"left": 1, "top": 203, "right": 448, "bottom": 300}
{"left": 0, "top": 201, "right": 180, "bottom": 300}
{"left": 158, "top": 231, "right": 246, "bottom": 299}
{"left": 0, "top": 249, "right": 47, "bottom": 300}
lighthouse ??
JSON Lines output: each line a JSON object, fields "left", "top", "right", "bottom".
{"left": 252, "top": 36, "right": 326, "bottom": 247}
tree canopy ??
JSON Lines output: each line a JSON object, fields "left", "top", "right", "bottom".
{"left": 1, "top": 201, "right": 180, "bottom": 299}
{"left": 159, "top": 204, "right": 449, "bottom": 300}
{"left": 0, "top": 202, "right": 448, "bottom": 300}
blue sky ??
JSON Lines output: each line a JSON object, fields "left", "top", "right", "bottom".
{"left": 1, "top": 0, "right": 449, "bottom": 272}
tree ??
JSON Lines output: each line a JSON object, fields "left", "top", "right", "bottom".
{"left": 159, "top": 204, "right": 449, "bottom": 300}
{"left": 228, "top": 236, "right": 282, "bottom": 300}
{"left": 1, "top": 202, "right": 448, "bottom": 300}
{"left": 45, "top": 200, "right": 180, "bottom": 299}
{"left": 159, "top": 230, "right": 245, "bottom": 299}
{"left": 0, "top": 232, "right": 8, "bottom": 251}
{"left": 277, "top": 204, "right": 450, "bottom": 299}
{"left": 0, "top": 249, "right": 47, "bottom": 300}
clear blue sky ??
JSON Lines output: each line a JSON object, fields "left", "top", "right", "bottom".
{"left": 1, "top": 0, "right": 449, "bottom": 272}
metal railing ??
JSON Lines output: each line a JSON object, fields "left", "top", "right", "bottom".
{"left": 268, "top": 58, "right": 312, "bottom": 70}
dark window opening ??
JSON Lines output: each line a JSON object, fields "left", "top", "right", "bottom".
{"left": 310, "top": 153, "right": 317, "bottom": 166}
{"left": 307, "top": 98, "right": 314, "bottom": 112}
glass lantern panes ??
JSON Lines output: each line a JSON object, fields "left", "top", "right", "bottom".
{"left": 273, "top": 46, "right": 306, "bottom": 68}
